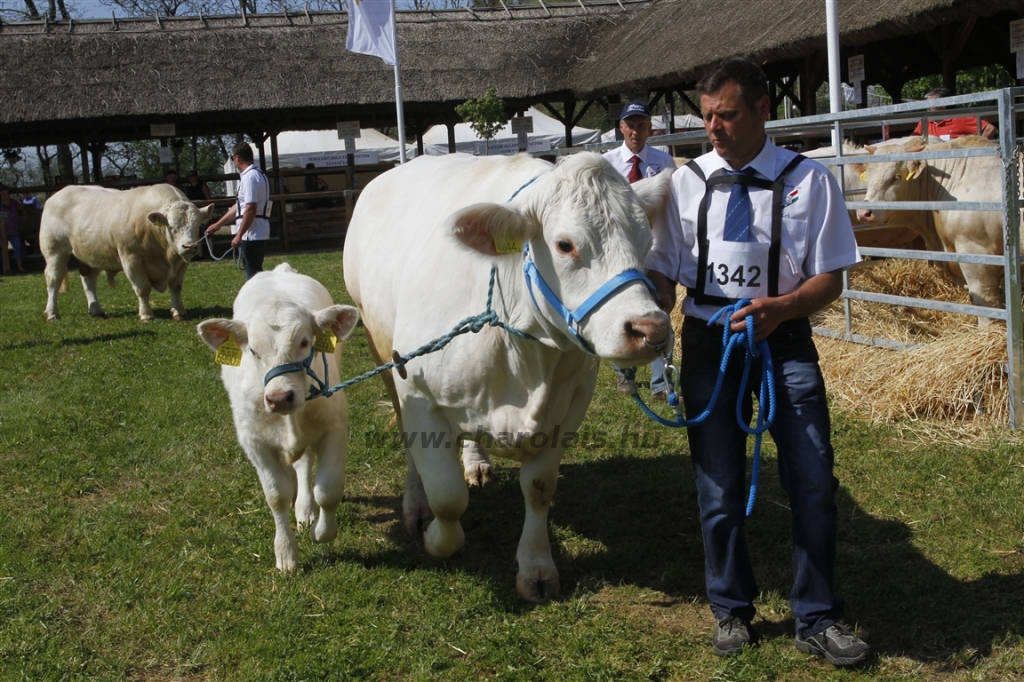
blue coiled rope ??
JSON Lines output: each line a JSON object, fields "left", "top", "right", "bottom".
{"left": 625, "top": 299, "right": 776, "bottom": 516}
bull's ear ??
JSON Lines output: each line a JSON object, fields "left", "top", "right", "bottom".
{"left": 632, "top": 171, "right": 673, "bottom": 228}
{"left": 450, "top": 203, "right": 532, "bottom": 256}
{"left": 850, "top": 162, "right": 867, "bottom": 176}
{"left": 904, "top": 137, "right": 926, "bottom": 153}
{"left": 315, "top": 305, "right": 360, "bottom": 341}
{"left": 148, "top": 212, "right": 168, "bottom": 228}
{"left": 864, "top": 145, "right": 877, "bottom": 154}
{"left": 905, "top": 160, "right": 926, "bottom": 181}
{"left": 200, "top": 204, "right": 216, "bottom": 220}
{"left": 197, "top": 318, "right": 248, "bottom": 350}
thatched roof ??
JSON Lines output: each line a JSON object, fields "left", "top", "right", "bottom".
{"left": 573, "top": 0, "right": 1024, "bottom": 97}
{"left": 0, "top": 0, "right": 1020, "bottom": 147}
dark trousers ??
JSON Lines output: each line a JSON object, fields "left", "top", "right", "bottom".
{"left": 239, "top": 239, "right": 266, "bottom": 280}
{"left": 680, "top": 315, "right": 843, "bottom": 638}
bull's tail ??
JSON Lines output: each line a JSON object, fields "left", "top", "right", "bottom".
{"left": 106, "top": 271, "right": 116, "bottom": 288}
{"left": 58, "top": 272, "right": 69, "bottom": 293}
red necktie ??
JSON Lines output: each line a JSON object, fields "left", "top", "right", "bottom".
{"left": 627, "top": 155, "right": 642, "bottom": 183}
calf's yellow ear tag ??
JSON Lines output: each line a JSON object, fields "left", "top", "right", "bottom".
{"left": 494, "top": 236, "right": 523, "bottom": 255}
{"left": 859, "top": 171, "right": 867, "bottom": 182}
{"left": 215, "top": 334, "right": 242, "bottom": 366}
{"left": 905, "top": 171, "right": 915, "bottom": 181}
{"left": 315, "top": 328, "right": 337, "bottom": 353}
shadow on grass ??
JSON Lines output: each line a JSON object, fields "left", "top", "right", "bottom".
{"left": 0, "top": 329, "right": 161, "bottom": 350}
{"left": 327, "top": 451, "right": 1023, "bottom": 665}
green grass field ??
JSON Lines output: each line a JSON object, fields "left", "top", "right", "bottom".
{"left": 1, "top": 251, "right": 1022, "bottom": 681}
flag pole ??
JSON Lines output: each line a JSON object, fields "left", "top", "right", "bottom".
{"left": 390, "top": 0, "right": 408, "bottom": 163}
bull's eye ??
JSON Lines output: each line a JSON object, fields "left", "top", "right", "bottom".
{"left": 556, "top": 240, "right": 574, "bottom": 254}
{"left": 249, "top": 348, "right": 260, "bottom": 360}
{"left": 300, "top": 339, "right": 309, "bottom": 349}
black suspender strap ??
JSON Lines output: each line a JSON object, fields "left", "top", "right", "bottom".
{"left": 236, "top": 167, "right": 270, "bottom": 221}
{"left": 686, "top": 154, "right": 805, "bottom": 306}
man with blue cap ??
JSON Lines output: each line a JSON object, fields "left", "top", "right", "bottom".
{"left": 604, "top": 99, "right": 676, "bottom": 398}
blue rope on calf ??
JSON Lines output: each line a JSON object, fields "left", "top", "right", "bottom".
{"left": 628, "top": 299, "right": 776, "bottom": 516}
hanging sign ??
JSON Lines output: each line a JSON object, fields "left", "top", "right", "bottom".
{"left": 336, "top": 121, "right": 362, "bottom": 139}
{"left": 150, "top": 123, "right": 175, "bottom": 137}
{"left": 1010, "top": 18, "right": 1024, "bottom": 53}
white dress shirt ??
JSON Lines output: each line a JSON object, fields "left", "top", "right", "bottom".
{"left": 603, "top": 142, "right": 676, "bottom": 180}
{"left": 647, "top": 137, "right": 860, "bottom": 321}
{"left": 236, "top": 164, "right": 270, "bottom": 241}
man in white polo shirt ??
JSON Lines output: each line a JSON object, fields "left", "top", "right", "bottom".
{"left": 604, "top": 99, "right": 676, "bottom": 399}
{"left": 206, "top": 142, "right": 270, "bottom": 279}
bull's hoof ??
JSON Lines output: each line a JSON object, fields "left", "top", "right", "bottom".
{"left": 464, "top": 461, "right": 493, "bottom": 487}
{"left": 45, "top": 312, "right": 59, "bottom": 321}
{"left": 295, "top": 500, "right": 317, "bottom": 528}
{"left": 171, "top": 308, "right": 186, "bottom": 321}
{"left": 311, "top": 511, "right": 338, "bottom": 544}
{"left": 516, "top": 570, "right": 560, "bottom": 602}
{"left": 139, "top": 314, "right": 154, "bottom": 322}
{"left": 88, "top": 309, "right": 107, "bottom": 319}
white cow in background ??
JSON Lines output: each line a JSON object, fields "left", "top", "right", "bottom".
{"left": 344, "top": 152, "right": 671, "bottom": 600}
{"left": 40, "top": 184, "right": 213, "bottom": 321}
{"left": 198, "top": 263, "right": 359, "bottom": 571}
{"left": 853, "top": 135, "right": 1011, "bottom": 317}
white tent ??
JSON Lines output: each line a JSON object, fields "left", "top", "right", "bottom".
{"left": 421, "top": 107, "right": 601, "bottom": 156}
{"left": 224, "top": 128, "right": 412, "bottom": 195}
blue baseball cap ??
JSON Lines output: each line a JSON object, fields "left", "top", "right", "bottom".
{"left": 620, "top": 100, "right": 651, "bottom": 120}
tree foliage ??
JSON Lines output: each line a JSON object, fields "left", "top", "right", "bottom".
{"left": 455, "top": 87, "right": 507, "bottom": 144}
{"left": 902, "top": 64, "right": 1016, "bottom": 102}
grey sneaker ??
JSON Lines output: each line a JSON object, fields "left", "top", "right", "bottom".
{"left": 713, "top": 615, "right": 757, "bottom": 656}
{"left": 795, "top": 622, "right": 871, "bottom": 666}
{"left": 616, "top": 374, "right": 631, "bottom": 394}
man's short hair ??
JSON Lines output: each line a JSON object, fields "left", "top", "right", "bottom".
{"left": 696, "top": 57, "right": 770, "bottom": 110}
{"left": 926, "top": 86, "right": 953, "bottom": 99}
{"left": 232, "top": 142, "right": 254, "bottom": 164}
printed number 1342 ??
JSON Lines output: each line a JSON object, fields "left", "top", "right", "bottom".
{"left": 707, "top": 262, "right": 762, "bottom": 288}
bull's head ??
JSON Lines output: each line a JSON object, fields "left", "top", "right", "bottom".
{"left": 197, "top": 302, "right": 359, "bottom": 415}
{"left": 852, "top": 137, "right": 927, "bottom": 224}
{"left": 149, "top": 201, "right": 216, "bottom": 260}
{"left": 449, "top": 153, "right": 672, "bottom": 364}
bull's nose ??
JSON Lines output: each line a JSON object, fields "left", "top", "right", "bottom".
{"left": 626, "top": 315, "right": 669, "bottom": 347}
{"left": 856, "top": 209, "right": 874, "bottom": 222}
{"left": 265, "top": 389, "right": 296, "bottom": 412}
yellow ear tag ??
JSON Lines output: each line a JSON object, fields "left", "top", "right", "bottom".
{"left": 494, "top": 236, "right": 523, "bottom": 255}
{"left": 315, "top": 328, "right": 337, "bottom": 353}
{"left": 859, "top": 171, "right": 867, "bottom": 182}
{"left": 215, "top": 334, "right": 242, "bottom": 366}
{"left": 905, "top": 171, "right": 914, "bottom": 182}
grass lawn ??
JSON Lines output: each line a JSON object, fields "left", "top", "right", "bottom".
{"left": 1, "top": 251, "right": 1022, "bottom": 681}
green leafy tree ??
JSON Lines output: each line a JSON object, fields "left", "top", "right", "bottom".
{"left": 455, "top": 87, "right": 507, "bottom": 155}
{"left": 902, "top": 64, "right": 1015, "bottom": 102}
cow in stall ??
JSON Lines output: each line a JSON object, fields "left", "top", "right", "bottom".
{"left": 198, "top": 263, "right": 360, "bottom": 571}
{"left": 853, "top": 135, "right": 1013, "bottom": 319}
{"left": 40, "top": 184, "right": 213, "bottom": 321}
{"left": 344, "top": 152, "right": 671, "bottom": 600}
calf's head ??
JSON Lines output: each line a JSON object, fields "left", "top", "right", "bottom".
{"left": 150, "top": 201, "right": 216, "bottom": 260}
{"left": 197, "top": 302, "right": 359, "bottom": 414}
{"left": 450, "top": 153, "right": 672, "bottom": 363}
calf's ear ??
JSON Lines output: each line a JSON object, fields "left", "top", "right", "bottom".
{"left": 450, "top": 203, "right": 532, "bottom": 256}
{"left": 315, "top": 305, "right": 360, "bottom": 341}
{"left": 632, "top": 171, "right": 673, "bottom": 228}
{"left": 905, "top": 159, "right": 926, "bottom": 181}
{"left": 148, "top": 212, "right": 168, "bottom": 228}
{"left": 197, "top": 318, "right": 248, "bottom": 349}
{"left": 200, "top": 204, "right": 216, "bottom": 220}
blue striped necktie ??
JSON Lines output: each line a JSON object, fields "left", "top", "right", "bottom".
{"left": 723, "top": 168, "right": 755, "bottom": 242}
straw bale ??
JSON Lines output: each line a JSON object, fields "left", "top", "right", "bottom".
{"left": 813, "top": 259, "right": 1010, "bottom": 425}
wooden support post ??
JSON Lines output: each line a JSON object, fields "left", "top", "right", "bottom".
{"left": 79, "top": 143, "right": 90, "bottom": 184}
{"left": 270, "top": 132, "right": 289, "bottom": 253}
{"left": 446, "top": 120, "right": 457, "bottom": 154}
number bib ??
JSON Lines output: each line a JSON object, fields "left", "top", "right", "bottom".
{"left": 704, "top": 240, "right": 769, "bottom": 300}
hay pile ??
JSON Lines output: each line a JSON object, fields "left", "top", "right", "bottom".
{"left": 668, "top": 260, "right": 1011, "bottom": 425}
{"left": 814, "top": 259, "right": 1009, "bottom": 424}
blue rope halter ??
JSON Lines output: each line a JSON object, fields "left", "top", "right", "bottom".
{"left": 625, "top": 299, "right": 777, "bottom": 516}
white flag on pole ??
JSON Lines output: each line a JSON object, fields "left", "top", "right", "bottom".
{"left": 346, "top": 0, "right": 397, "bottom": 66}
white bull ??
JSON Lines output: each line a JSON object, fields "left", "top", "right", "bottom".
{"left": 344, "top": 152, "right": 671, "bottom": 600}
{"left": 41, "top": 184, "right": 213, "bottom": 321}
{"left": 198, "top": 263, "right": 359, "bottom": 571}
{"left": 853, "top": 136, "right": 1012, "bottom": 316}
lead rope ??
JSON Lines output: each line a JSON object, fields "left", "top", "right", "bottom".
{"left": 624, "top": 299, "right": 776, "bottom": 516}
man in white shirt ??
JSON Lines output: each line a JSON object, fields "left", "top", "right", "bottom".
{"left": 604, "top": 100, "right": 676, "bottom": 399}
{"left": 647, "top": 58, "right": 870, "bottom": 666}
{"left": 206, "top": 142, "right": 270, "bottom": 279}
